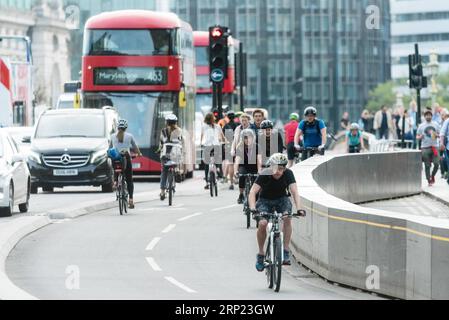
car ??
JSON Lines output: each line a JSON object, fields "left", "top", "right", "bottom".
{"left": 4, "top": 126, "right": 34, "bottom": 158}
{"left": 27, "top": 108, "right": 119, "bottom": 194}
{"left": 0, "top": 129, "right": 31, "bottom": 217}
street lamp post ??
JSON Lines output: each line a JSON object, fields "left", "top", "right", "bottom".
{"left": 427, "top": 49, "right": 440, "bottom": 106}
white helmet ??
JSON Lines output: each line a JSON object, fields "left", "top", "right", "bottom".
{"left": 304, "top": 106, "right": 317, "bottom": 117}
{"left": 165, "top": 114, "right": 178, "bottom": 122}
{"left": 118, "top": 119, "right": 128, "bottom": 130}
{"left": 350, "top": 123, "right": 360, "bottom": 130}
{"left": 267, "top": 153, "right": 288, "bottom": 167}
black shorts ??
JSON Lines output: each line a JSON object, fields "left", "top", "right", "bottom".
{"left": 287, "top": 142, "right": 297, "bottom": 161}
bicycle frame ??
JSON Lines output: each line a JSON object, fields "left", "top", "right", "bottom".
{"left": 265, "top": 213, "right": 285, "bottom": 266}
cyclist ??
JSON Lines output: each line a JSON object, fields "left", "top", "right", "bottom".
{"left": 223, "top": 111, "right": 239, "bottom": 190}
{"left": 294, "top": 106, "right": 327, "bottom": 161}
{"left": 284, "top": 113, "right": 300, "bottom": 168}
{"left": 257, "top": 120, "right": 285, "bottom": 173}
{"left": 234, "top": 129, "right": 260, "bottom": 204}
{"left": 232, "top": 114, "right": 256, "bottom": 157}
{"left": 248, "top": 153, "right": 306, "bottom": 271}
{"left": 201, "top": 112, "right": 226, "bottom": 190}
{"left": 159, "top": 114, "right": 183, "bottom": 201}
{"left": 110, "top": 119, "right": 143, "bottom": 209}
{"left": 346, "top": 123, "right": 365, "bottom": 153}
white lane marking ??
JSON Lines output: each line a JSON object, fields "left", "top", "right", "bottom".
{"left": 178, "top": 212, "right": 203, "bottom": 222}
{"left": 165, "top": 276, "right": 196, "bottom": 293}
{"left": 211, "top": 204, "right": 239, "bottom": 212}
{"left": 172, "top": 203, "right": 185, "bottom": 208}
{"left": 146, "top": 237, "right": 162, "bottom": 251}
{"left": 146, "top": 257, "right": 162, "bottom": 272}
{"left": 162, "top": 224, "right": 177, "bottom": 234}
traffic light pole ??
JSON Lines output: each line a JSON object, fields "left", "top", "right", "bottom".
{"left": 217, "top": 82, "right": 223, "bottom": 120}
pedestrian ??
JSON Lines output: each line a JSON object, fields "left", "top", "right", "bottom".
{"left": 393, "top": 108, "right": 402, "bottom": 140}
{"left": 440, "top": 109, "right": 449, "bottom": 184}
{"left": 340, "top": 111, "right": 350, "bottom": 132}
{"left": 373, "top": 105, "right": 393, "bottom": 140}
{"left": 398, "top": 109, "right": 414, "bottom": 145}
{"left": 358, "top": 109, "right": 370, "bottom": 132}
{"left": 417, "top": 109, "right": 441, "bottom": 186}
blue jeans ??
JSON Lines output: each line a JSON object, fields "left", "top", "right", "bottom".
{"left": 445, "top": 150, "right": 449, "bottom": 182}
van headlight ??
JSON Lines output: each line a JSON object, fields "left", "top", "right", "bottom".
{"left": 28, "top": 151, "right": 42, "bottom": 164}
{"left": 91, "top": 149, "right": 108, "bottom": 164}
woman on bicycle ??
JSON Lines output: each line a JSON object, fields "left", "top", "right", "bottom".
{"left": 159, "top": 114, "right": 183, "bottom": 201}
{"left": 234, "top": 129, "right": 259, "bottom": 204}
{"left": 110, "top": 119, "right": 142, "bottom": 209}
{"left": 201, "top": 112, "right": 225, "bottom": 190}
{"left": 345, "top": 123, "right": 365, "bottom": 153}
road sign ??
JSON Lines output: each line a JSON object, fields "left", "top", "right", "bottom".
{"left": 211, "top": 68, "right": 225, "bottom": 83}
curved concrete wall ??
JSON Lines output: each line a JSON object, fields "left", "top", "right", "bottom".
{"left": 291, "top": 151, "right": 449, "bottom": 300}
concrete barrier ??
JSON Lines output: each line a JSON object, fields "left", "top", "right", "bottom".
{"left": 291, "top": 151, "right": 449, "bottom": 300}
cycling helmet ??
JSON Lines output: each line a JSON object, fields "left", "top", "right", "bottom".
{"left": 227, "top": 110, "right": 236, "bottom": 119}
{"left": 241, "top": 128, "right": 256, "bottom": 140}
{"left": 117, "top": 119, "right": 128, "bottom": 130}
{"left": 290, "top": 113, "right": 300, "bottom": 121}
{"left": 350, "top": 123, "right": 360, "bottom": 130}
{"left": 267, "top": 153, "right": 288, "bottom": 167}
{"left": 304, "top": 106, "right": 317, "bottom": 117}
{"left": 260, "top": 120, "right": 274, "bottom": 130}
{"left": 166, "top": 114, "right": 178, "bottom": 122}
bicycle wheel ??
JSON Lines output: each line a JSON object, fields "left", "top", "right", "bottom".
{"left": 118, "top": 175, "right": 123, "bottom": 216}
{"left": 245, "top": 180, "right": 251, "bottom": 229}
{"left": 273, "top": 236, "right": 283, "bottom": 292}
{"left": 214, "top": 180, "right": 218, "bottom": 197}
{"left": 265, "top": 237, "right": 274, "bottom": 289}
{"left": 209, "top": 171, "right": 215, "bottom": 198}
{"left": 168, "top": 171, "right": 174, "bottom": 206}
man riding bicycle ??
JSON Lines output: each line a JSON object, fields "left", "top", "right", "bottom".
{"left": 346, "top": 123, "right": 366, "bottom": 153}
{"left": 294, "top": 106, "right": 327, "bottom": 161}
{"left": 109, "top": 119, "right": 143, "bottom": 209}
{"left": 159, "top": 114, "right": 183, "bottom": 201}
{"left": 257, "top": 120, "right": 285, "bottom": 173}
{"left": 248, "top": 153, "right": 306, "bottom": 271}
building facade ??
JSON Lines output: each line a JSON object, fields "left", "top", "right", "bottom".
{"left": 0, "top": 0, "right": 71, "bottom": 115}
{"left": 170, "top": 0, "right": 391, "bottom": 129}
{"left": 391, "top": 0, "right": 449, "bottom": 81}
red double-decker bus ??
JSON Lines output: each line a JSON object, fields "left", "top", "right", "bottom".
{"left": 193, "top": 31, "right": 239, "bottom": 115}
{"left": 81, "top": 10, "right": 196, "bottom": 177}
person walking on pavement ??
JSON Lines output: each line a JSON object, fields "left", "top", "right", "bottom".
{"left": 417, "top": 109, "right": 441, "bottom": 187}
{"left": 374, "top": 105, "right": 393, "bottom": 140}
{"left": 284, "top": 113, "right": 300, "bottom": 168}
{"left": 440, "top": 109, "right": 449, "bottom": 184}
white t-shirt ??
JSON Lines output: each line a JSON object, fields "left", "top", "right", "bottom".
{"left": 111, "top": 133, "right": 137, "bottom": 154}
{"left": 201, "top": 124, "right": 222, "bottom": 146}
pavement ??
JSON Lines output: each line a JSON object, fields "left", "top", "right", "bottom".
{"left": 422, "top": 173, "right": 449, "bottom": 207}
{"left": 5, "top": 174, "right": 381, "bottom": 300}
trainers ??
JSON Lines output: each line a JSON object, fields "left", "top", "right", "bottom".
{"left": 204, "top": 184, "right": 210, "bottom": 190}
{"left": 229, "top": 185, "right": 235, "bottom": 191}
{"left": 256, "top": 254, "right": 265, "bottom": 272}
{"left": 237, "top": 194, "right": 244, "bottom": 204}
{"left": 283, "top": 250, "right": 291, "bottom": 266}
{"left": 160, "top": 192, "right": 166, "bottom": 201}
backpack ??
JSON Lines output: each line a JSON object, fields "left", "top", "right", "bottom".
{"left": 303, "top": 119, "right": 322, "bottom": 138}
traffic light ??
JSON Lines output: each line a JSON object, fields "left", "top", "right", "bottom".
{"left": 209, "top": 26, "right": 230, "bottom": 83}
{"left": 409, "top": 53, "right": 428, "bottom": 90}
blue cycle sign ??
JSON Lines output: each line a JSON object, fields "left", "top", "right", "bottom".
{"left": 211, "top": 69, "right": 225, "bottom": 83}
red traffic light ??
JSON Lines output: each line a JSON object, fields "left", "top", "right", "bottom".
{"left": 211, "top": 27, "right": 223, "bottom": 39}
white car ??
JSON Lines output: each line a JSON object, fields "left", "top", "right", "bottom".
{"left": 0, "top": 129, "right": 31, "bottom": 217}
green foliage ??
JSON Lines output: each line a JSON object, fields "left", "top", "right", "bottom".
{"left": 365, "top": 81, "right": 396, "bottom": 112}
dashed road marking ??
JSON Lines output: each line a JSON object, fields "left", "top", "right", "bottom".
{"left": 146, "top": 257, "right": 162, "bottom": 272}
{"left": 165, "top": 276, "right": 196, "bottom": 293}
{"left": 211, "top": 204, "right": 239, "bottom": 212}
{"left": 162, "top": 224, "right": 176, "bottom": 234}
{"left": 146, "top": 237, "right": 162, "bottom": 251}
{"left": 178, "top": 212, "right": 203, "bottom": 222}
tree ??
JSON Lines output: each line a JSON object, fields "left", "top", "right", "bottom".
{"left": 365, "top": 81, "right": 396, "bottom": 112}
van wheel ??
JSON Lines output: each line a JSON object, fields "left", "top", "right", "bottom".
{"left": 30, "top": 184, "right": 38, "bottom": 194}
{"left": 102, "top": 182, "right": 114, "bottom": 193}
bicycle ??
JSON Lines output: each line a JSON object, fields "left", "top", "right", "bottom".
{"left": 254, "top": 209, "right": 306, "bottom": 292}
{"left": 298, "top": 146, "right": 324, "bottom": 161}
{"left": 240, "top": 173, "right": 259, "bottom": 229}
{"left": 208, "top": 150, "right": 219, "bottom": 198}
{"left": 349, "top": 145, "right": 361, "bottom": 154}
{"left": 161, "top": 143, "right": 183, "bottom": 207}
{"left": 113, "top": 156, "right": 128, "bottom": 216}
